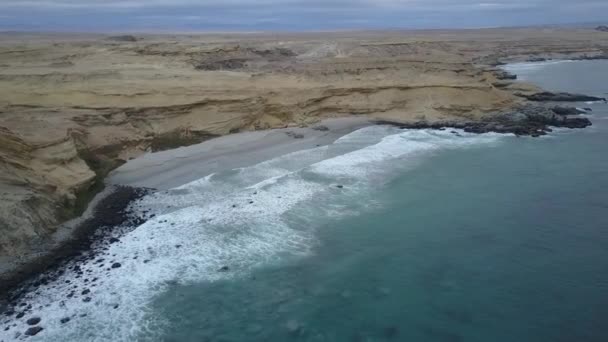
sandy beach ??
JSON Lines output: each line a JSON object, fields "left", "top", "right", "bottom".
{"left": 108, "top": 117, "right": 371, "bottom": 189}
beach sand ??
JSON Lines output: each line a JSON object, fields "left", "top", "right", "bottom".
{"left": 108, "top": 117, "right": 371, "bottom": 189}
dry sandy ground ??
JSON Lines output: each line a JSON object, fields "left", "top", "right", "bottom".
{"left": 1, "top": 27, "right": 608, "bottom": 278}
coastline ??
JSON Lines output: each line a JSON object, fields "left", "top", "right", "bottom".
{"left": 3, "top": 28, "right": 608, "bottom": 276}
{"left": 0, "top": 186, "right": 150, "bottom": 305}
{"left": 0, "top": 79, "right": 601, "bottom": 302}
{"left": 0, "top": 117, "right": 370, "bottom": 305}
{"left": 1, "top": 50, "right": 607, "bottom": 315}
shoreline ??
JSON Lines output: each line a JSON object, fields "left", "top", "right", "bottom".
{"left": 0, "top": 186, "right": 151, "bottom": 307}
{"left": 0, "top": 59, "right": 604, "bottom": 308}
{"left": 108, "top": 117, "right": 372, "bottom": 189}
{"left": 0, "top": 117, "right": 371, "bottom": 305}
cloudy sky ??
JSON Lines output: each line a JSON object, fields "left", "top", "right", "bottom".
{"left": 0, "top": 0, "right": 606, "bottom": 31}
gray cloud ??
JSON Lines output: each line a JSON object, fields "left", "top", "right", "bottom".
{"left": 0, "top": 0, "right": 606, "bottom": 31}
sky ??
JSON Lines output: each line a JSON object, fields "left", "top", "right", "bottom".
{"left": 0, "top": 0, "right": 606, "bottom": 32}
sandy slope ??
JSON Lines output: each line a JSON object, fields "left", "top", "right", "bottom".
{"left": 1, "top": 27, "right": 608, "bottom": 274}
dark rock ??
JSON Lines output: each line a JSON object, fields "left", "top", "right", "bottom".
{"left": 312, "top": 125, "right": 330, "bottom": 131}
{"left": 572, "top": 53, "right": 608, "bottom": 61}
{"left": 253, "top": 47, "right": 296, "bottom": 58}
{"left": 16, "top": 312, "right": 25, "bottom": 319}
{"left": 107, "top": 35, "right": 138, "bottom": 42}
{"left": 81, "top": 289, "right": 90, "bottom": 295}
{"left": 551, "top": 106, "right": 585, "bottom": 115}
{"left": 218, "top": 266, "right": 230, "bottom": 272}
{"left": 285, "top": 131, "right": 305, "bottom": 139}
{"left": 595, "top": 25, "right": 608, "bottom": 32}
{"left": 583, "top": 107, "right": 592, "bottom": 112}
{"left": 113, "top": 304, "right": 119, "bottom": 309}
{"left": 374, "top": 103, "right": 591, "bottom": 137}
{"left": 24, "top": 326, "right": 43, "bottom": 336}
{"left": 0, "top": 186, "right": 152, "bottom": 298}
{"left": 111, "top": 263, "right": 121, "bottom": 269}
{"left": 561, "top": 117, "right": 592, "bottom": 128}
{"left": 26, "top": 317, "right": 41, "bottom": 325}
{"left": 60, "top": 317, "right": 70, "bottom": 324}
{"left": 109, "top": 238, "right": 119, "bottom": 243}
{"left": 83, "top": 297, "right": 92, "bottom": 303}
{"left": 494, "top": 70, "right": 517, "bottom": 80}
{"left": 195, "top": 59, "right": 247, "bottom": 71}
{"left": 527, "top": 57, "right": 547, "bottom": 62}
{"left": 336, "top": 185, "right": 344, "bottom": 189}
{"left": 519, "top": 91, "right": 606, "bottom": 102}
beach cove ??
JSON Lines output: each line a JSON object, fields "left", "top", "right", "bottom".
{"left": 1, "top": 59, "right": 607, "bottom": 341}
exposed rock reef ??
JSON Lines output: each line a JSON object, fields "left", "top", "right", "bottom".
{"left": 1, "top": 28, "right": 608, "bottom": 283}
{"left": 518, "top": 91, "right": 606, "bottom": 102}
{"left": 376, "top": 104, "right": 592, "bottom": 137}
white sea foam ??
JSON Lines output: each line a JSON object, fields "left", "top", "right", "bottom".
{"left": 502, "top": 60, "right": 574, "bottom": 74}
{"left": 0, "top": 127, "right": 508, "bottom": 342}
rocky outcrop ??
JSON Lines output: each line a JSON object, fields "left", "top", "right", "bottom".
{"left": 494, "top": 70, "right": 517, "bottom": 80}
{"left": 551, "top": 106, "right": 586, "bottom": 115}
{"left": 596, "top": 26, "right": 608, "bottom": 32}
{"left": 375, "top": 104, "right": 591, "bottom": 137}
{"left": 0, "top": 185, "right": 149, "bottom": 297}
{"left": 107, "top": 35, "right": 138, "bottom": 42}
{"left": 195, "top": 58, "right": 247, "bottom": 71}
{"left": 518, "top": 91, "right": 607, "bottom": 102}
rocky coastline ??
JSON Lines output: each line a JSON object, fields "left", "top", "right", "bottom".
{"left": 1, "top": 29, "right": 608, "bottom": 317}
{"left": 375, "top": 102, "right": 593, "bottom": 137}
{"left": 3, "top": 97, "right": 599, "bottom": 299}
{"left": 517, "top": 91, "right": 607, "bottom": 103}
{"left": 0, "top": 186, "right": 151, "bottom": 323}
{"left": 0, "top": 85, "right": 603, "bottom": 310}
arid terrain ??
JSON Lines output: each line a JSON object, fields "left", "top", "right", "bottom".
{"left": 1, "top": 27, "right": 608, "bottom": 285}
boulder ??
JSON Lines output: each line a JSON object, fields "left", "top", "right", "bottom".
{"left": 551, "top": 106, "right": 585, "bottom": 115}
{"left": 26, "top": 317, "right": 41, "bottom": 325}
{"left": 24, "top": 326, "right": 43, "bottom": 336}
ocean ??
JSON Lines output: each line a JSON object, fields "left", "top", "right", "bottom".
{"left": 2, "top": 60, "right": 607, "bottom": 342}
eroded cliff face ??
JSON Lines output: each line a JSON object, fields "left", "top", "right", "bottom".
{"left": 0, "top": 127, "right": 95, "bottom": 257}
{"left": 1, "top": 28, "right": 607, "bottom": 266}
